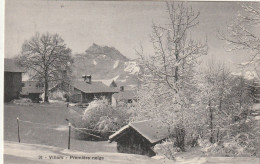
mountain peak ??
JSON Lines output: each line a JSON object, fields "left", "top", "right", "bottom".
{"left": 85, "top": 43, "right": 128, "bottom": 61}
{"left": 73, "top": 44, "right": 139, "bottom": 88}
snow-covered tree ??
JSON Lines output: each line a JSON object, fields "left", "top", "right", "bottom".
{"left": 133, "top": 2, "right": 207, "bottom": 151}
{"left": 199, "top": 61, "right": 258, "bottom": 156}
{"left": 219, "top": 3, "right": 260, "bottom": 78}
{"left": 81, "top": 98, "right": 130, "bottom": 132}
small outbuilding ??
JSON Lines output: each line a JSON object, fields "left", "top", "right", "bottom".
{"left": 109, "top": 120, "right": 170, "bottom": 157}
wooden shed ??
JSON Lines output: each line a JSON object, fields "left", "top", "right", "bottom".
{"left": 109, "top": 120, "right": 170, "bottom": 157}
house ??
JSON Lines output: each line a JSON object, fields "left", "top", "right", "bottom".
{"left": 109, "top": 120, "right": 170, "bottom": 157}
{"left": 92, "top": 79, "right": 138, "bottom": 105}
{"left": 113, "top": 86, "right": 137, "bottom": 104}
{"left": 20, "top": 81, "right": 44, "bottom": 102}
{"left": 49, "top": 75, "right": 118, "bottom": 103}
{"left": 4, "top": 59, "right": 24, "bottom": 102}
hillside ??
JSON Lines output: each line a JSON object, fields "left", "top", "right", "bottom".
{"left": 72, "top": 43, "right": 140, "bottom": 90}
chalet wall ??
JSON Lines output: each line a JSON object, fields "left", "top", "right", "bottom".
{"left": 4, "top": 72, "right": 22, "bottom": 102}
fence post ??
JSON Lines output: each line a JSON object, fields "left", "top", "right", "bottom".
{"left": 17, "top": 117, "right": 20, "bottom": 143}
{"left": 68, "top": 123, "right": 71, "bottom": 149}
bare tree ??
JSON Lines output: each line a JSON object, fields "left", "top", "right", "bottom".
{"left": 134, "top": 2, "right": 207, "bottom": 151}
{"left": 219, "top": 3, "right": 260, "bottom": 78}
{"left": 18, "top": 32, "right": 73, "bottom": 102}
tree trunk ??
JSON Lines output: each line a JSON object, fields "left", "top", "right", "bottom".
{"left": 209, "top": 100, "right": 214, "bottom": 143}
{"left": 174, "top": 125, "right": 185, "bottom": 152}
{"left": 44, "top": 78, "right": 49, "bottom": 102}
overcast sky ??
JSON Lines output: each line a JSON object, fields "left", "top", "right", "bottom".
{"left": 5, "top": 0, "right": 251, "bottom": 70}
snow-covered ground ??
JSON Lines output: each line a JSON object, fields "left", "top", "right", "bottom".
{"left": 4, "top": 141, "right": 162, "bottom": 164}
{"left": 4, "top": 141, "right": 259, "bottom": 164}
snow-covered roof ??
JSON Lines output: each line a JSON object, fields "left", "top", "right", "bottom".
{"left": 71, "top": 81, "right": 118, "bottom": 94}
{"left": 93, "top": 76, "right": 120, "bottom": 87}
{"left": 109, "top": 120, "right": 170, "bottom": 144}
{"left": 93, "top": 79, "right": 115, "bottom": 87}
{"left": 108, "top": 125, "right": 130, "bottom": 142}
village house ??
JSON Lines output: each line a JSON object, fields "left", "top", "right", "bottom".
{"left": 113, "top": 86, "right": 137, "bottom": 104}
{"left": 95, "top": 80, "right": 138, "bottom": 106}
{"left": 109, "top": 120, "right": 170, "bottom": 157}
{"left": 95, "top": 79, "right": 138, "bottom": 106}
{"left": 4, "top": 58, "right": 24, "bottom": 102}
{"left": 49, "top": 75, "right": 118, "bottom": 104}
{"left": 20, "top": 81, "right": 44, "bottom": 102}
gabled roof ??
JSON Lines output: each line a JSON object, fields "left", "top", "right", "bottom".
{"left": 20, "top": 87, "right": 44, "bottom": 95}
{"left": 92, "top": 79, "right": 117, "bottom": 87}
{"left": 71, "top": 81, "right": 118, "bottom": 94}
{"left": 109, "top": 120, "right": 170, "bottom": 144}
{"left": 113, "top": 90, "right": 137, "bottom": 100}
{"left": 4, "top": 58, "right": 25, "bottom": 72}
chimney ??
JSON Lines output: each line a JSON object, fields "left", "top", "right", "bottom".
{"left": 86, "top": 75, "right": 92, "bottom": 84}
{"left": 120, "top": 86, "right": 124, "bottom": 92}
{"left": 82, "top": 75, "right": 87, "bottom": 81}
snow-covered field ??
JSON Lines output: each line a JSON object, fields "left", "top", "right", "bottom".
{"left": 4, "top": 141, "right": 259, "bottom": 164}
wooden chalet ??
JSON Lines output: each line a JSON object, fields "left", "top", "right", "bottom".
{"left": 109, "top": 120, "right": 170, "bottom": 157}
{"left": 49, "top": 75, "right": 118, "bottom": 103}
{"left": 4, "top": 59, "right": 24, "bottom": 102}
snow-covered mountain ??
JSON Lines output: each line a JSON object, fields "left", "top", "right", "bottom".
{"left": 72, "top": 43, "right": 140, "bottom": 90}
